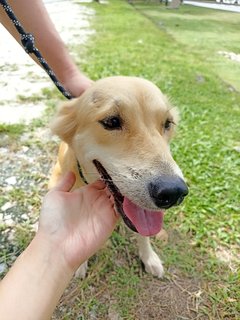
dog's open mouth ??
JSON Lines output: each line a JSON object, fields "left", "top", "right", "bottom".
{"left": 93, "top": 160, "right": 164, "bottom": 236}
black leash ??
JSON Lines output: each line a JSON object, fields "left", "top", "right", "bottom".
{"left": 77, "top": 161, "right": 89, "bottom": 185}
{"left": 0, "top": 0, "right": 73, "bottom": 100}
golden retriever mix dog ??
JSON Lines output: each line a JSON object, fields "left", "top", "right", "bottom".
{"left": 49, "top": 76, "right": 188, "bottom": 278}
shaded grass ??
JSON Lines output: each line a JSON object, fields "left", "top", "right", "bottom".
{"left": 135, "top": 3, "right": 240, "bottom": 91}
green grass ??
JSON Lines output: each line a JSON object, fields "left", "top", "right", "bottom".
{"left": 1, "top": 0, "right": 240, "bottom": 319}
{"left": 0, "top": 123, "right": 25, "bottom": 137}
{"left": 131, "top": 2, "right": 240, "bottom": 248}
{"left": 135, "top": 3, "right": 240, "bottom": 91}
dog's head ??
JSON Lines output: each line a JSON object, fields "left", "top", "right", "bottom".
{"left": 51, "top": 76, "right": 188, "bottom": 236}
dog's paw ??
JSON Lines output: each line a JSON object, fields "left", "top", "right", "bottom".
{"left": 141, "top": 250, "right": 164, "bottom": 278}
{"left": 75, "top": 261, "right": 88, "bottom": 279}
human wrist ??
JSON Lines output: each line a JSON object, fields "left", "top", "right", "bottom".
{"left": 0, "top": 232, "right": 75, "bottom": 319}
{"left": 59, "top": 64, "right": 92, "bottom": 97}
{"left": 33, "top": 228, "right": 88, "bottom": 276}
{"left": 29, "top": 232, "right": 75, "bottom": 280}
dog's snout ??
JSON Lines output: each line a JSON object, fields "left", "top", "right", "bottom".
{"left": 148, "top": 176, "right": 188, "bottom": 209}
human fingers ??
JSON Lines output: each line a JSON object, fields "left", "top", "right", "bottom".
{"left": 88, "top": 181, "right": 115, "bottom": 204}
{"left": 65, "top": 73, "right": 94, "bottom": 97}
{"left": 89, "top": 180, "right": 115, "bottom": 203}
{"left": 89, "top": 180, "right": 107, "bottom": 190}
{"left": 51, "top": 171, "right": 76, "bottom": 192}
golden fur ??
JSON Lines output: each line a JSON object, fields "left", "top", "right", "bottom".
{"left": 49, "top": 76, "right": 184, "bottom": 278}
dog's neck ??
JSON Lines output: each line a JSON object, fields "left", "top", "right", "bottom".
{"left": 77, "top": 160, "right": 88, "bottom": 185}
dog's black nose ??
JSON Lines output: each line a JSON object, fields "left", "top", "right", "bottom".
{"left": 148, "top": 176, "right": 188, "bottom": 209}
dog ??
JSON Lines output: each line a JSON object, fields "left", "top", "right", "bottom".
{"left": 49, "top": 76, "right": 188, "bottom": 278}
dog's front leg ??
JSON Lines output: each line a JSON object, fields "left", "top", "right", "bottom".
{"left": 137, "top": 235, "right": 164, "bottom": 278}
{"left": 75, "top": 260, "right": 88, "bottom": 279}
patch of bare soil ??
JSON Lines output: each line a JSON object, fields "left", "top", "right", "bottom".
{"left": 136, "top": 274, "right": 204, "bottom": 320}
{"left": 0, "top": 130, "right": 57, "bottom": 273}
{"left": 53, "top": 266, "right": 206, "bottom": 320}
{"left": 56, "top": 227, "right": 215, "bottom": 320}
{"left": 53, "top": 230, "right": 209, "bottom": 320}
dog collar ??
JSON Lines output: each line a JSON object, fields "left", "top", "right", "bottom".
{"left": 77, "top": 160, "right": 88, "bottom": 185}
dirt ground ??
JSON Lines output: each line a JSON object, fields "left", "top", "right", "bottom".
{"left": 52, "top": 228, "right": 209, "bottom": 320}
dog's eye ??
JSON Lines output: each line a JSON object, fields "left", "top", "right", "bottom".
{"left": 99, "top": 116, "right": 122, "bottom": 130}
{"left": 164, "top": 119, "right": 174, "bottom": 131}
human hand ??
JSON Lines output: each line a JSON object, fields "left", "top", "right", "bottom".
{"left": 38, "top": 172, "right": 119, "bottom": 272}
{"left": 62, "top": 71, "right": 94, "bottom": 97}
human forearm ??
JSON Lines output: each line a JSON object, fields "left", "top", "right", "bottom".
{"left": 0, "top": 0, "right": 77, "bottom": 81}
{"left": 0, "top": 0, "right": 92, "bottom": 96}
{"left": 0, "top": 174, "right": 118, "bottom": 319}
{"left": 0, "top": 233, "right": 74, "bottom": 320}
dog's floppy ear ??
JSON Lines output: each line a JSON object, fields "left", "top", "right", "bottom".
{"left": 50, "top": 99, "right": 78, "bottom": 144}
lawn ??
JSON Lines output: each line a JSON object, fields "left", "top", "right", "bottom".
{"left": 1, "top": 0, "right": 240, "bottom": 319}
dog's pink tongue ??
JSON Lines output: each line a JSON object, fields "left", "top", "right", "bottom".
{"left": 123, "top": 198, "right": 164, "bottom": 236}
